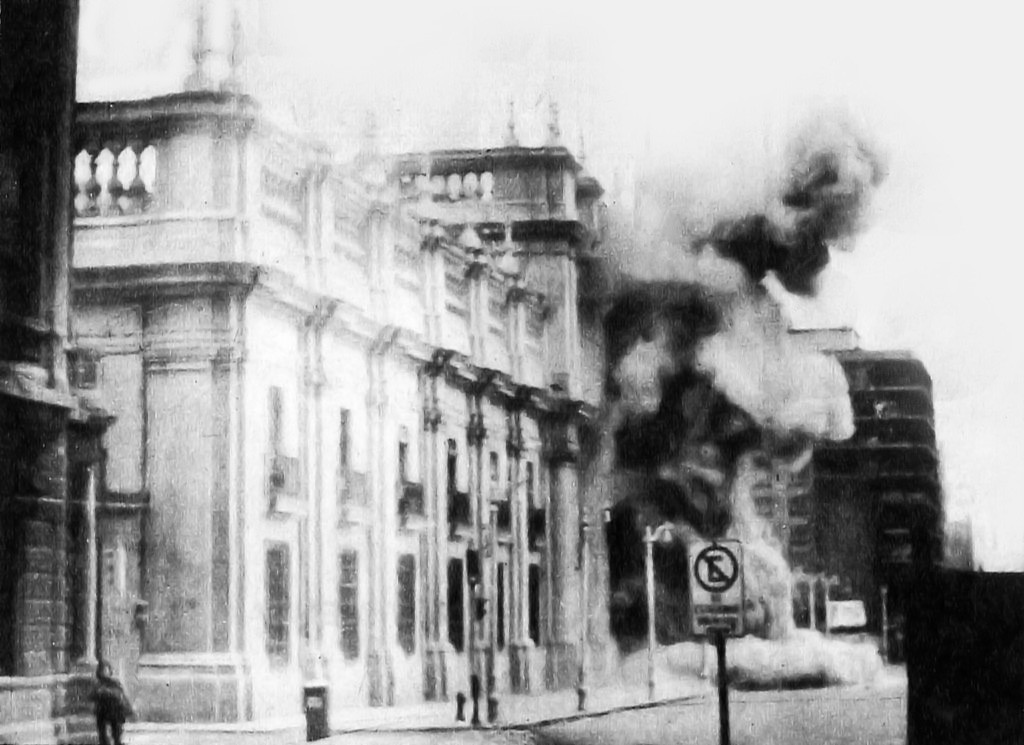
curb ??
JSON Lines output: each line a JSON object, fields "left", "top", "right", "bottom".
{"left": 505, "top": 692, "right": 708, "bottom": 730}
{"left": 327, "top": 692, "right": 709, "bottom": 736}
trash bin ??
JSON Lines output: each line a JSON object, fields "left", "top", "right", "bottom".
{"left": 303, "top": 684, "right": 329, "bottom": 741}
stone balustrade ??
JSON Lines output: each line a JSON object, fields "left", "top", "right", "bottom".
{"left": 73, "top": 143, "right": 156, "bottom": 217}
{"left": 402, "top": 170, "right": 496, "bottom": 203}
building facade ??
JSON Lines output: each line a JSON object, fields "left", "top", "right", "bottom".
{"left": 1, "top": 3, "right": 118, "bottom": 743}
{"left": 778, "top": 330, "right": 943, "bottom": 644}
{"left": 603, "top": 324, "right": 942, "bottom": 654}
{"left": 70, "top": 91, "right": 610, "bottom": 727}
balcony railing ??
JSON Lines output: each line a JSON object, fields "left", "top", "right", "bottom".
{"left": 338, "top": 470, "right": 370, "bottom": 506}
{"left": 73, "top": 144, "right": 156, "bottom": 218}
{"left": 268, "top": 454, "right": 300, "bottom": 495}
{"left": 398, "top": 481, "right": 424, "bottom": 523}
{"left": 267, "top": 453, "right": 302, "bottom": 515}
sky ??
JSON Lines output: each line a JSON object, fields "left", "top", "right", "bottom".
{"left": 77, "top": 0, "right": 1024, "bottom": 569}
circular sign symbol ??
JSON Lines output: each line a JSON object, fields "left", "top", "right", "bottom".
{"left": 694, "top": 545, "right": 739, "bottom": 593}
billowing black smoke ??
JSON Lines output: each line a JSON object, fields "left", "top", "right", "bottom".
{"left": 598, "top": 111, "right": 887, "bottom": 647}
{"left": 704, "top": 214, "right": 829, "bottom": 296}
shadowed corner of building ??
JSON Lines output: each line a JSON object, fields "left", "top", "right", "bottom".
{"left": 905, "top": 568, "right": 1024, "bottom": 745}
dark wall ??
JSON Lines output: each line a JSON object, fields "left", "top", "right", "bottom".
{"left": 906, "top": 569, "right": 1024, "bottom": 745}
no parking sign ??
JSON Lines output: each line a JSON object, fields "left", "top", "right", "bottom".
{"left": 689, "top": 539, "right": 744, "bottom": 637}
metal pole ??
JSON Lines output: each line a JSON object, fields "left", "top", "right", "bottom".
{"left": 578, "top": 520, "right": 589, "bottom": 711}
{"left": 715, "top": 629, "right": 730, "bottom": 745}
{"left": 85, "top": 465, "right": 99, "bottom": 664}
{"left": 880, "top": 585, "right": 889, "bottom": 662}
{"left": 488, "top": 503, "right": 499, "bottom": 723}
{"left": 808, "top": 576, "right": 817, "bottom": 632}
{"left": 824, "top": 576, "right": 838, "bottom": 636}
{"left": 470, "top": 409, "right": 484, "bottom": 727}
{"left": 469, "top": 571, "right": 480, "bottom": 726}
{"left": 645, "top": 526, "right": 656, "bottom": 701}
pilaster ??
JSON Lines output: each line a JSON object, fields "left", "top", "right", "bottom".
{"left": 421, "top": 363, "right": 448, "bottom": 700}
{"left": 543, "top": 413, "right": 582, "bottom": 690}
{"left": 365, "top": 352, "right": 393, "bottom": 706}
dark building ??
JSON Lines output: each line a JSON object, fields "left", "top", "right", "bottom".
{"left": 786, "top": 330, "right": 942, "bottom": 649}
{"left": 1, "top": 2, "right": 112, "bottom": 741}
{"left": 605, "top": 326, "right": 942, "bottom": 653}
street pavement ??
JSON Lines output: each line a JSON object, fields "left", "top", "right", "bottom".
{"left": 120, "top": 668, "right": 906, "bottom": 745}
{"left": 323, "top": 730, "right": 541, "bottom": 745}
{"left": 532, "top": 685, "right": 907, "bottom": 745}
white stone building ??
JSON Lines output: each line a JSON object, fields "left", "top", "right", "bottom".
{"left": 70, "top": 91, "right": 609, "bottom": 728}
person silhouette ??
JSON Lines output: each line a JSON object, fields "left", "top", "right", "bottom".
{"left": 90, "top": 660, "right": 133, "bottom": 745}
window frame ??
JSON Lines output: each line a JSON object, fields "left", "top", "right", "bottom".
{"left": 396, "top": 553, "right": 417, "bottom": 655}
{"left": 265, "top": 541, "right": 292, "bottom": 664}
{"left": 339, "top": 549, "right": 360, "bottom": 660}
{"left": 447, "top": 558, "right": 465, "bottom": 652}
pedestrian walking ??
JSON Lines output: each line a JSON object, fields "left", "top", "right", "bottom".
{"left": 90, "top": 660, "right": 133, "bottom": 745}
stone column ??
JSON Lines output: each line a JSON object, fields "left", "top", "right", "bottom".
{"left": 466, "top": 398, "right": 487, "bottom": 696}
{"left": 303, "top": 314, "right": 330, "bottom": 683}
{"left": 507, "top": 407, "right": 531, "bottom": 692}
{"left": 544, "top": 415, "right": 581, "bottom": 690}
{"left": 365, "top": 355, "right": 390, "bottom": 706}
{"left": 434, "top": 394, "right": 452, "bottom": 697}
{"left": 422, "top": 368, "right": 447, "bottom": 700}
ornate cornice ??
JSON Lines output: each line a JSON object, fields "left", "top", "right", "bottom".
{"left": 421, "top": 347, "right": 593, "bottom": 423}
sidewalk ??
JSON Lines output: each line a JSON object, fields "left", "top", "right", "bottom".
{"left": 328, "top": 675, "right": 711, "bottom": 734}
{"left": 121, "top": 675, "right": 711, "bottom": 745}
{"left": 119, "top": 666, "right": 905, "bottom": 744}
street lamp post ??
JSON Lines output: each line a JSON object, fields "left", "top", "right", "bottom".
{"left": 643, "top": 523, "right": 674, "bottom": 701}
{"left": 577, "top": 519, "right": 590, "bottom": 711}
{"left": 468, "top": 539, "right": 481, "bottom": 727}
{"left": 487, "top": 502, "right": 499, "bottom": 724}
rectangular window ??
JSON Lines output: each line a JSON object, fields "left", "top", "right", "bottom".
{"left": 397, "top": 554, "right": 416, "bottom": 654}
{"left": 398, "top": 440, "right": 409, "bottom": 483}
{"left": 466, "top": 548, "right": 481, "bottom": 587}
{"left": 489, "top": 451, "right": 499, "bottom": 499}
{"left": 447, "top": 559, "right": 464, "bottom": 652}
{"left": 526, "top": 462, "right": 535, "bottom": 507}
{"left": 339, "top": 409, "right": 350, "bottom": 472}
{"left": 265, "top": 543, "right": 291, "bottom": 663}
{"left": 497, "top": 562, "right": 506, "bottom": 651}
{"left": 447, "top": 439, "right": 458, "bottom": 495}
{"left": 339, "top": 550, "right": 359, "bottom": 660}
{"left": 268, "top": 386, "right": 283, "bottom": 454}
{"left": 338, "top": 409, "right": 351, "bottom": 506}
{"left": 528, "top": 564, "right": 541, "bottom": 645}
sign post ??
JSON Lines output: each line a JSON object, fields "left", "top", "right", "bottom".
{"left": 689, "top": 540, "right": 744, "bottom": 745}
{"left": 645, "top": 526, "right": 656, "bottom": 701}
{"left": 714, "top": 628, "right": 729, "bottom": 745}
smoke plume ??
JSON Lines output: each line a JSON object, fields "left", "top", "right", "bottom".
{"left": 598, "top": 109, "right": 887, "bottom": 642}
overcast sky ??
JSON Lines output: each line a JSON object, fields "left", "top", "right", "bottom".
{"left": 78, "top": 0, "right": 1024, "bottom": 569}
